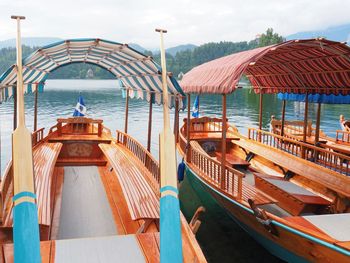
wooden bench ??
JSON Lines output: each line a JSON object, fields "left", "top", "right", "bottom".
{"left": 254, "top": 173, "right": 331, "bottom": 216}
{"left": 99, "top": 143, "right": 159, "bottom": 232}
{"left": 2, "top": 142, "right": 62, "bottom": 240}
{"left": 215, "top": 152, "right": 250, "bottom": 169}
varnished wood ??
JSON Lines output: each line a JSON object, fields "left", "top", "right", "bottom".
{"left": 49, "top": 167, "right": 64, "bottom": 240}
{"left": 215, "top": 152, "right": 250, "bottom": 168}
{"left": 233, "top": 136, "right": 350, "bottom": 197}
{"left": 221, "top": 94, "right": 227, "bottom": 190}
{"left": 254, "top": 173, "right": 331, "bottom": 215}
{"left": 99, "top": 143, "right": 160, "bottom": 220}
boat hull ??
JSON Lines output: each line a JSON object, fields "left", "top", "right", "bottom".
{"left": 184, "top": 165, "right": 350, "bottom": 263}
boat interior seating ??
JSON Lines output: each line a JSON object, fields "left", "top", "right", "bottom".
{"left": 99, "top": 143, "right": 160, "bottom": 233}
{"left": 270, "top": 118, "right": 313, "bottom": 136}
{"left": 232, "top": 138, "right": 350, "bottom": 200}
{"left": 1, "top": 142, "right": 62, "bottom": 241}
{"left": 215, "top": 152, "right": 250, "bottom": 169}
{"left": 254, "top": 173, "right": 332, "bottom": 216}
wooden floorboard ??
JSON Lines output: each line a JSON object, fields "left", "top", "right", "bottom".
{"left": 50, "top": 167, "right": 64, "bottom": 240}
{"left": 136, "top": 233, "right": 160, "bottom": 263}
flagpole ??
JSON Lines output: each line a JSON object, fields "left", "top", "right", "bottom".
{"left": 11, "top": 15, "right": 41, "bottom": 263}
{"left": 156, "top": 28, "right": 183, "bottom": 263}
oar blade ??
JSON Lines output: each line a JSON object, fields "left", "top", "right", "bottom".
{"left": 12, "top": 126, "right": 41, "bottom": 263}
{"left": 159, "top": 130, "right": 183, "bottom": 263}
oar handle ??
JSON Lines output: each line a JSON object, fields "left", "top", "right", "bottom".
{"left": 11, "top": 15, "right": 26, "bottom": 20}
{"left": 155, "top": 28, "right": 167, "bottom": 33}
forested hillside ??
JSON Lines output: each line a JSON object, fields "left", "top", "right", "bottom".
{"left": 0, "top": 28, "right": 283, "bottom": 80}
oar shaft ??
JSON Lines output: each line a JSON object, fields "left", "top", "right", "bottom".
{"left": 11, "top": 15, "right": 41, "bottom": 263}
{"left": 14, "top": 17, "right": 25, "bottom": 127}
{"left": 157, "top": 29, "right": 170, "bottom": 129}
{"left": 156, "top": 28, "right": 183, "bottom": 263}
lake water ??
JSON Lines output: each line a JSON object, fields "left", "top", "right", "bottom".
{"left": 1, "top": 79, "right": 345, "bottom": 262}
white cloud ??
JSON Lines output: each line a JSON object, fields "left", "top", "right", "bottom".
{"left": 0, "top": 0, "right": 350, "bottom": 49}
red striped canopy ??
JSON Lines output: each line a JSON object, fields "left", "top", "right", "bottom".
{"left": 181, "top": 39, "right": 350, "bottom": 95}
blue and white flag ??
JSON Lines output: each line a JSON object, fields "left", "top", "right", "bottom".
{"left": 192, "top": 95, "right": 199, "bottom": 118}
{"left": 73, "top": 95, "right": 87, "bottom": 117}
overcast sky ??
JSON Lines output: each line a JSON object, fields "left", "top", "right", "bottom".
{"left": 1, "top": 0, "right": 350, "bottom": 49}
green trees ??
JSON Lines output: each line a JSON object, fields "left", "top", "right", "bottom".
{"left": 152, "top": 28, "right": 284, "bottom": 78}
{"left": 0, "top": 28, "right": 284, "bottom": 80}
{"left": 257, "top": 28, "right": 285, "bottom": 47}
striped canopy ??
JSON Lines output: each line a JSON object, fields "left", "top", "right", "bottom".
{"left": 181, "top": 39, "right": 350, "bottom": 95}
{"left": 0, "top": 38, "right": 185, "bottom": 108}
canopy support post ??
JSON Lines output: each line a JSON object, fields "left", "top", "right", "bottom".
{"left": 13, "top": 88, "right": 17, "bottom": 131}
{"left": 186, "top": 94, "right": 191, "bottom": 162}
{"left": 124, "top": 89, "right": 129, "bottom": 134}
{"left": 33, "top": 89, "right": 38, "bottom": 131}
{"left": 315, "top": 102, "right": 321, "bottom": 144}
{"left": 281, "top": 100, "right": 286, "bottom": 137}
{"left": 174, "top": 97, "right": 179, "bottom": 143}
{"left": 221, "top": 94, "right": 227, "bottom": 190}
{"left": 147, "top": 94, "right": 153, "bottom": 152}
{"left": 258, "top": 92, "right": 263, "bottom": 142}
{"left": 302, "top": 92, "right": 309, "bottom": 158}
{"left": 313, "top": 102, "right": 322, "bottom": 161}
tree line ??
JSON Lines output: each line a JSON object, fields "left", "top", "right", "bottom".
{"left": 0, "top": 28, "right": 284, "bottom": 80}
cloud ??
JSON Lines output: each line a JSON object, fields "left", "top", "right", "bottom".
{"left": 1, "top": 0, "right": 350, "bottom": 49}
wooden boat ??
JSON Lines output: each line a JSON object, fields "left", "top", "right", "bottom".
{"left": 0, "top": 18, "right": 205, "bottom": 263}
{"left": 177, "top": 39, "right": 350, "bottom": 262}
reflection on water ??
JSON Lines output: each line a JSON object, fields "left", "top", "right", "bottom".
{"left": 0, "top": 79, "right": 346, "bottom": 262}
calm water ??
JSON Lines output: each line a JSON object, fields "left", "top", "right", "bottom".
{"left": 1, "top": 79, "right": 345, "bottom": 262}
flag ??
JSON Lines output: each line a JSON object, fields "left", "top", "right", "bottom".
{"left": 192, "top": 95, "right": 199, "bottom": 118}
{"left": 73, "top": 95, "right": 87, "bottom": 116}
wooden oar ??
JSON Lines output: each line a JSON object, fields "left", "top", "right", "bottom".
{"left": 11, "top": 15, "right": 41, "bottom": 263}
{"left": 156, "top": 28, "right": 183, "bottom": 263}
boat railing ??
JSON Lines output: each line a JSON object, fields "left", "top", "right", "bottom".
{"left": 184, "top": 117, "right": 226, "bottom": 134}
{"left": 32, "top": 128, "right": 44, "bottom": 146}
{"left": 336, "top": 130, "right": 350, "bottom": 145}
{"left": 271, "top": 119, "right": 313, "bottom": 136}
{"left": 0, "top": 161, "right": 13, "bottom": 223}
{"left": 189, "top": 144, "right": 244, "bottom": 199}
{"left": 50, "top": 117, "right": 103, "bottom": 136}
{"left": 248, "top": 128, "right": 350, "bottom": 176}
{"left": 115, "top": 130, "right": 160, "bottom": 187}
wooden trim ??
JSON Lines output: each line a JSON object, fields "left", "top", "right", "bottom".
{"left": 147, "top": 95, "right": 153, "bottom": 152}
{"left": 221, "top": 94, "right": 227, "bottom": 190}
{"left": 124, "top": 89, "right": 129, "bottom": 134}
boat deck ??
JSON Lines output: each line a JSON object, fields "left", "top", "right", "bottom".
{"left": 3, "top": 233, "right": 160, "bottom": 263}
{"left": 58, "top": 166, "right": 117, "bottom": 239}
